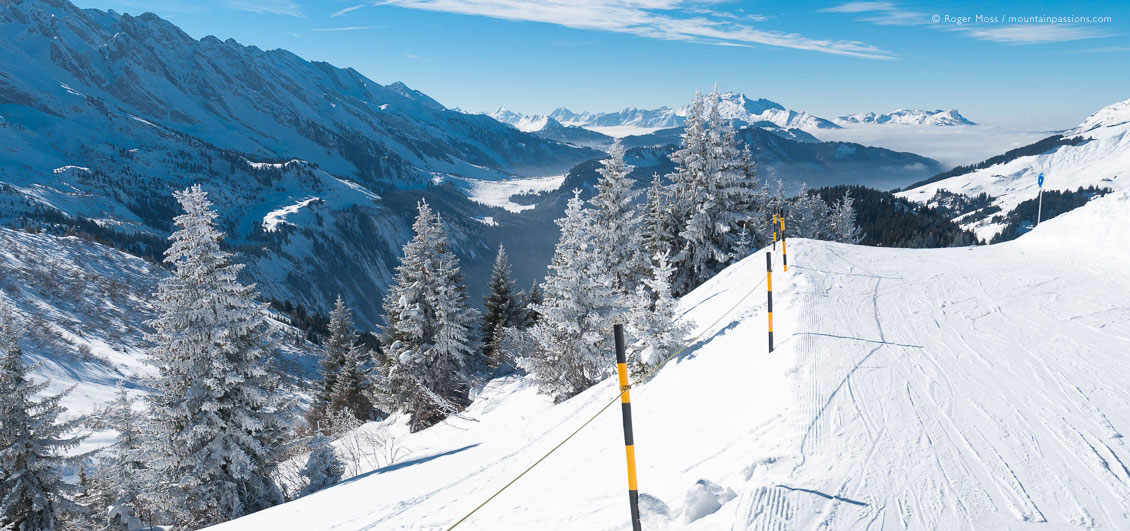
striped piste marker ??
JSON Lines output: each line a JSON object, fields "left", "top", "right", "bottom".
{"left": 613, "top": 324, "right": 642, "bottom": 531}
{"left": 767, "top": 251, "right": 774, "bottom": 353}
{"left": 779, "top": 214, "right": 788, "bottom": 272}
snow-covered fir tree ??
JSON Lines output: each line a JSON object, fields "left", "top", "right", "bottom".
{"left": 309, "top": 296, "right": 373, "bottom": 424}
{"left": 330, "top": 340, "right": 373, "bottom": 421}
{"left": 0, "top": 297, "right": 85, "bottom": 531}
{"left": 89, "top": 384, "right": 148, "bottom": 530}
{"left": 785, "top": 185, "right": 832, "bottom": 240}
{"left": 380, "top": 201, "right": 479, "bottom": 432}
{"left": 666, "top": 90, "right": 763, "bottom": 295}
{"left": 665, "top": 91, "right": 709, "bottom": 295}
{"left": 311, "top": 296, "right": 354, "bottom": 423}
{"left": 517, "top": 281, "right": 542, "bottom": 328}
{"left": 628, "top": 253, "right": 692, "bottom": 379}
{"left": 830, "top": 191, "right": 863, "bottom": 243}
{"left": 143, "top": 185, "right": 286, "bottom": 528}
{"left": 641, "top": 173, "right": 675, "bottom": 265}
{"left": 588, "top": 139, "right": 643, "bottom": 297}
{"left": 299, "top": 435, "right": 344, "bottom": 497}
{"left": 481, "top": 244, "right": 521, "bottom": 368}
{"left": 736, "top": 145, "right": 771, "bottom": 248}
{"left": 522, "top": 191, "right": 618, "bottom": 401}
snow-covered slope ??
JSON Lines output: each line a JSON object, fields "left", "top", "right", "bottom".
{"left": 0, "top": 0, "right": 604, "bottom": 326}
{"left": 898, "top": 97, "right": 1130, "bottom": 240}
{"left": 0, "top": 227, "right": 318, "bottom": 454}
{"left": 836, "top": 109, "right": 975, "bottom": 126}
{"left": 213, "top": 191, "right": 1130, "bottom": 530}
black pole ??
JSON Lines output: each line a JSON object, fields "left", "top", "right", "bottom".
{"left": 613, "top": 324, "right": 642, "bottom": 531}
{"left": 767, "top": 251, "right": 774, "bottom": 353}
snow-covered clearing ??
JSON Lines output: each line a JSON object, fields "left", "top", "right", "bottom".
{"left": 215, "top": 190, "right": 1130, "bottom": 530}
{"left": 263, "top": 197, "right": 320, "bottom": 232}
{"left": 456, "top": 175, "right": 566, "bottom": 213}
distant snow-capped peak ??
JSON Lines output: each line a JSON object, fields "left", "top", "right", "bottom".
{"left": 484, "top": 91, "right": 840, "bottom": 136}
{"left": 1071, "top": 97, "right": 1130, "bottom": 135}
{"left": 836, "top": 109, "right": 976, "bottom": 126}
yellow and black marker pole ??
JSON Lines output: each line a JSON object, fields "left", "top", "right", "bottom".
{"left": 772, "top": 214, "right": 779, "bottom": 251}
{"left": 613, "top": 324, "right": 642, "bottom": 531}
{"left": 767, "top": 251, "right": 774, "bottom": 352}
{"left": 778, "top": 212, "right": 788, "bottom": 272}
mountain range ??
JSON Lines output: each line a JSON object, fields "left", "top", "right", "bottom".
{"left": 835, "top": 109, "right": 976, "bottom": 126}
{"left": 487, "top": 94, "right": 977, "bottom": 140}
{"left": 0, "top": 0, "right": 988, "bottom": 335}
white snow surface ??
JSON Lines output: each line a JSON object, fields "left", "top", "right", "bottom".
{"left": 454, "top": 174, "right": 566, "bottom": 213}
{"left": 898, "top": 97, "right": 1130, "bottom": 240}
{"left": 214, "top": 191, "right": 1130, "bottom": 530}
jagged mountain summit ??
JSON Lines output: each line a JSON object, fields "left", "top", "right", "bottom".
{"left": 835, "top": 109, "right": 976, "bottom": 126}
{"left": 487, "top": 92, "right": 840, "bottom": 138}
{"left": 485, "top": 109, "right": 614, "bottom": 149}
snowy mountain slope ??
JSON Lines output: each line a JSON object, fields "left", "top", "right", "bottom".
{"left": 836, "top": 109, "right": 975, "bottom": 126}
{"left": 897, "top": 97, "right": 1130, "bottom": 241}
{"left": 0, "top": 0, "right": 596, "bottom": 183}
{"left": 0, "top": 226, "right": 320, "bottom": 455}
{"left": 491, "top": 92, "right": 840, "bottom": 139}
{"left": 213, "top": 190, "right": 1130, "bottom": 530}
{"left": 0, "top": 0, "right": 605, "bottom": 326}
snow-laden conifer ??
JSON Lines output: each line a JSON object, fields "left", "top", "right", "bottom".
{"left": 481, "top": 245, "right": 520, "bottom": 368}
{"left": 628, "top": 253, "right": 692, "bottom": 379}
{"left": 0, "top": 296, "right": 86, "bottom": 531}
{"left": 589, "top": 139, "right": 643, "bottom": 296}
{"left": 299, "top": 435, "right": 344, "bottom": 497}
{"left": 786, "top": 185, "right": 832, "bottom": 240}
{"left": 143, "top": 185, "right": 286, "bottom": 527}
{"left": 380, "top": 201, "right": 479, "bottom": 431}
{"left": 91, "top": 384, "right": 147, "bottom": 530}
{"left": 522, "top": 191, "right": 618, "bottom": 401}
{"left": 667, "top": 90, "right": 759, "bottom": 294}
{"left": 830, "top": 191, "right": 863, "bottom": 243}
{"left": 641, "top": 173, "right": 675, "bottom": 265}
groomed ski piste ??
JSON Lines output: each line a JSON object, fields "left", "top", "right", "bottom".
{"left": 214, "top": 190, "right": 1130, "bottom": 530}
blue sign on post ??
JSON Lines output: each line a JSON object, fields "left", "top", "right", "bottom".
{"left": 1038, "top": 173, "right": 1044, "bottom": 187}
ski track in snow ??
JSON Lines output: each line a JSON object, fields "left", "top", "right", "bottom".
{"left": 213, "top": 193, "right": 1130, "bottom": 531}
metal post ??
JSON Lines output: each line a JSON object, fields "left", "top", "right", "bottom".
{"left": 766, "top": 252, "right": 774, "bottom": 353}
{"left": 613, "top": 324, "right": 642, "bottom": 531}
{"left": 1037, "top": 188, "right": 1044, "bottom": 226}
{"left": 779, "top": 214, "right": 787, "bottom": 272}
{"left": 772, "top": 214, "right": 778, "bottom": 250}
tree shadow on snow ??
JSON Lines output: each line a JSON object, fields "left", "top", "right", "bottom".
{"left": 338, "top": 444, "right": 480, "bottom": 485}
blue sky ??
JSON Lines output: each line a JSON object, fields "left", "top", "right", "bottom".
{"left": 75, "top": 0, "right": 1129, "bottom": 130}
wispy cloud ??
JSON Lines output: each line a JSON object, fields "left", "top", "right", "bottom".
{"left": 331, "top": 4, "right": 367, "bottom": 17}
{"left": 365, "top": 0, "right": 895, "bottom": 59}
{"left": 227, "top": 0, "right": 304, "bottom": 17}
{"left": 403, "top": 52, "right": 423, "bottom": 59}
{"left": 955, "top": 24, "right": 1112, "bottom": 45}
{"left": 820, "top": 2, "right": 894, "bottom": 14}
{"left": 819, "top": 2, "right": 929, "bottom": 26}
{"left": 822, "top": 1, "right": 1115, "bottom": 44}
{"left": 312, "top": 26, "right": 378, "bottom": 31}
